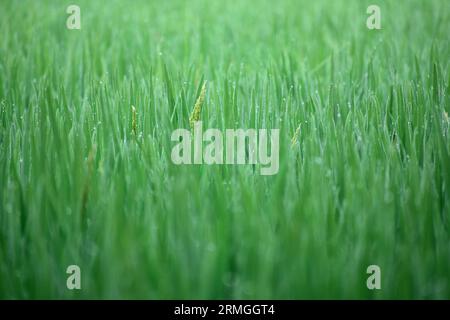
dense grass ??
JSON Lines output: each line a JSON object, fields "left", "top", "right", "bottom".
{"left": 0, "top": 0, "right": 449, "bottom": 299}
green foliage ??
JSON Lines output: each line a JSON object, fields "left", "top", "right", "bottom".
{"left": 0, "top": 0, "right": 449, "bottom": 299}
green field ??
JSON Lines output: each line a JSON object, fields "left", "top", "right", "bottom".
{"left": 0, "top": 0, "right": 449, "bottom": 299}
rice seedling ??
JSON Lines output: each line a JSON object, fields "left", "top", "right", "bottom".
{"left": 0, "top": 0, "right": 448, "bottom": 299}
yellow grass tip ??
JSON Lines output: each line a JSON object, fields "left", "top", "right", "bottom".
{"left": 291, "top": 124, "right": 301, "bottom": 147}
{"left": 131, "top": 105, "right": 137, "bottom": 136}
{"left": 444, "top": 111, "right": 449, "bottom": 124}
{"left": 189, "top": 81, "right": 207, "bottom": 130}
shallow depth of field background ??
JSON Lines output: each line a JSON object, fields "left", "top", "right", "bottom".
{"left": 0, "top": 0, "right": 449, "bottom": 299}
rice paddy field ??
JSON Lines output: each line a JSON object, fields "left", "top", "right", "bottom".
{"left": 0, "top": 0, "right": 449, "bottom": 299}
